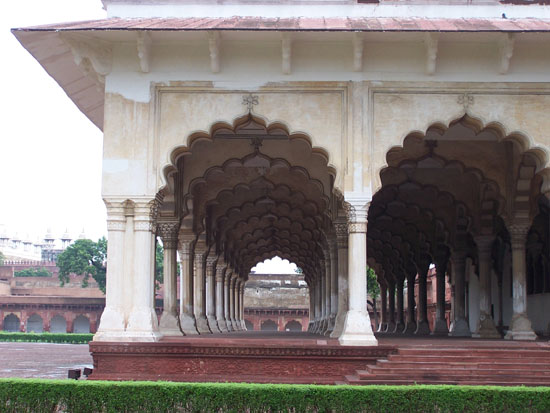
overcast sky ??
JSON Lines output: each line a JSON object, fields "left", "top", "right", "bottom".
{"left": 1, "top": 0, "right": 294, "bottom": 273}
{"left": 1, "top": 0, "right": 107, "bottom": 244}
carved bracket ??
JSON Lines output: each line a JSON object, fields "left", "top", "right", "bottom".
{"left": 498, "top": 33, "right": 515, "bottom": 75}
{"left": 281, "top": 33, "right": 292, "bottom": 75}
{"left": 136, "top": 31, "right": 152, "bottom": 73}
{"left": 424, "top": 33, "right": 439, "bottom": 76}
{"left": 208, "top": 31, "right": 221, "bottom": 73}
{"left": 62, "top": 34, "right": 112, "bottom": 87}
{"left": 352, "top": 32, "right": 364, "bottom": 72}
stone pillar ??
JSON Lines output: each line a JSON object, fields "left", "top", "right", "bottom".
{"left": 313, "top": 277, "right": 321, "bottom": 333}
{"left": 415, "top": 257, "right": 431, "bottom": 335}
{"left": 193, "top": 241, "right": 211, "bottom": 334}
{"left": 432, "top": 253, "right": 449, "bottom": 335}
{"left": 378, "top": 283, "right": 388, "bottom": 332}
{"left": 308, "top": 280, "right": 315, "bottom": 332}
{"left": 473, "top": 236, "right": 501, "bottom": 338}
{"left": 126, "top": 202, "right": 160, "bottom": 341}
{"left": 395, "top": 277, "right": 405, "bottom": 333}
{"left": 403, "top": 264, "right": 417, "bottom": 334}
{"left": 387, "top": 279, "right": 396, "bottom": 333}
{"left": 225, "top": 271, "right": 233, "bottom": 331}
{"left": 328, "top": 237, "right": 338, "bottom": 334}
{"left": 205, "top": 255, "right": 220, "bottom": 333}
{"left": 449, "top": 251, "right": 471, "bottom": 337}
{"left": 331, "top": 222, "right": 349, "bottom": 338}
{"left": 216, "top": 263, "right": 228, "bottom": 333}
{"left": 94, "top": 202, "right": 126, "bottom": 341}
{"left": 234, "top": 279, "right": 242, "bottom": 331}
{"left": 179, "top": 234, "right": 198, "bottom": 334}
{"left": 230, "top": 275, "right": 239, "bottom": 331}
{"left": 339, "top": 200, "right": 378, "bottom": 346}
{"left": 158, "top": 222, "right": 181, "bottom": 336}
{"left": 240, "top": 281, "right": 246, "bottom": 330}
{"left": 505, "top": 223, "right": 537, "bottom": 340}
{"left": 322, "top": 255, "right": 331, "bottom": 334}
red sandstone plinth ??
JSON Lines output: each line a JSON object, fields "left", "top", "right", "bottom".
{"left": 89, "top": 333, "right": 395, "bottom": 384}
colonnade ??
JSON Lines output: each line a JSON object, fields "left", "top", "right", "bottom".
{"left": 95, "top": 197, "right": 379, "bottom": 345}
{"left": 372, "top": 221, "right": 538, "bottom": 340}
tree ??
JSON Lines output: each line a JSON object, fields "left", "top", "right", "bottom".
{"left": 367, "top": 266, "right": 381, "bottom": 330}
{"left": 155, "top": 241, "right": 164, "bottom": 291}
{"left": 57, "top": 237, "right": 107, "bottom": 293}
{"left": 0, "top": 250, "right": 4, "bottom": 265}
{"left": 14, "top": 267, "right": 52, "bottom": 277}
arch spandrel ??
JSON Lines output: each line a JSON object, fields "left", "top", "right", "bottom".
{"left": 371, "top": 91, "right": 550, "bottom": 195}
{"left": 158, "top": 88, "right": 346, "bottom": 196}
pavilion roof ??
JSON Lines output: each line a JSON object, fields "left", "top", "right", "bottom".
{"left": 13, "top": 16, "right": 550, "bottom": 32}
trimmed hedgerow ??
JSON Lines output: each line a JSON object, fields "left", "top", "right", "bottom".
{"left": 0, "top": 332, "right": 92, "bottom": 344}
{"left": 0, "top": 379, "right": 549, "bottom": 413}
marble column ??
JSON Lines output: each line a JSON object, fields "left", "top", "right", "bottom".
{"left": 313, "top": 277, "right": 321, "bottom": 333}
{"left": 224, "top": 270, "right": 233, "bottom": 331}
{"left": 415, "top": 257, "right": 431, "bottom": 335}
{"left": 432, "top": 253, "right": 449, "bottom": 335}
{"left": 193, "top": 241, "right": 211, "bottom": 334}
{"left": 328, "top": 238, "right": 338, "bottom": 334}
{"left": 322, "top": 255, "right": 331, "bottom": 334}
{"left": 403, "top": 264, "right": 417, "bottom": 335}
{"left": 205, "top": 255, "right": 220, "bottom": 332}
{"left": 339, "top": 200, "right": 378, "bottom": 346}
{"left": 378, "top": 283, "right": 388, "bottom": 332}
{"left": 505, "top": 223, "right": 537, "bottom": 340}
{"left": 387, "top": 279, "right": 396, "bottom": 333}
{"left": 126, "top": 202, "right": 160, "bottom": 340}
{"left": 158, "top": 222, "right": 181, "bottom": 336}
{"left": 215, "top": 262, "right": 228, "bottom": 333}
{"left": 449, "top": 250, "right": 471, "bottom": 337}
{"left": 395, "top": 277, "right": 405, "bottom": 333}
{"left": 179, "top": 234, "right": 198, "bottom": 334}
{"left": 240, "top": 281, "right": 246, "bottom": 330}
{"left": 308, "top": 281, "right": 315, "bottom": 332}
{"left": 230, "top": 275, "right": 239, "bottom": 331}
{"left": 473, "top": 236, "right": 501, "bottom": 338}
{"left": 234, "top": 279, "right": 243, "bottom": 331}
{"left": 331, "top": 222, "right": 349, "bottom": 338}
{"left": 95, "top": 203, "right": 126, "bottom": 341}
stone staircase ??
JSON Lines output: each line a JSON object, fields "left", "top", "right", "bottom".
{"left": 345, "top": 345, "right": 550, "bottom": 386}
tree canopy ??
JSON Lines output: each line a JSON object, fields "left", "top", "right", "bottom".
{"left": 56, "top": 237, "right": 107, "bottom": 293}
{"left": 367, "top": 266, "right": 380, "bottom": 300}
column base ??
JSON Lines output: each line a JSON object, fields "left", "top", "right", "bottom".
{"left": 449, "top": 318, "right": 471, "bottom": 337}
{"left": 473, "top": 313, "right": 501, "bottom": 339}
{"left": 330, "top": 314, "right": 344, "bottom": 338}
{"left": 159, "top": 312, "right": 182, "bottom": 336}
{"left": 504, "top": 313, "right": 538, "bottom": 341}
{"left": 386, "top": 321, "right": 396, "bottom": 334}
{"left": 231, "top": 319, "right": 240, "bottom": 331}
{"left": 240, "top": 320, "right": 246, "bottom": 330}
{"left": 126, "top": 307, "right": 159, "bottom": 339}
{"left": 414, "top": 320, "right": 431, "bottom": 335}
{"left": 207, "top": 316, "right": 221, "bottom": 333}
{"left": 431, "top": 319, "right": 449, "bottom": 336}
{"left": 338, "top": 310, "right": 378, "bottom": 346}
{"left": 95, "top": 306, "right": 125, "bottom": 335}
{"left": 180, "top": 313, "right": 199, "bottom": 335}
{"left": 393, "top": 322, "right": 406, "bottom": 334}
{"left": 196, "top": 316, "right": 212, "bottom": 334}
{"left": 217, "top": 318, "right": 228, "bottom": 332}
{"left": 377, "top": 323, "right": 387, "bottom": 333}
{"left": 402, "top": 321, "right": 416, "bottom": 335}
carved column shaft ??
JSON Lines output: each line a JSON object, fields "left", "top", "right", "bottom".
{"left": 179, "top": 237, "right": 198, "bottom": 334}
{"left": 158, "top": 221, "right": 181, "bottom": 335}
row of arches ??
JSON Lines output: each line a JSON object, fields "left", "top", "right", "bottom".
{"left": 2, "top": 313, "right": 92, "bottom": 334}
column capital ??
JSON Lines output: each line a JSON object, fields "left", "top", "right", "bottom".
{"left": 474, "top": 235, "right": 496, "bottom": 255}
{"left": 334, "top": 220, "right": 349, "bottom": 248}
{"left": 106, "top": 216, "right": 126, "bottom": 232}
{"left": 158, "top": 221, "right": 180, "bottom": 249}
{"left": 344, "top": 193, "right": 371, "bottom": 225}
{"left": 508, "top": 222, "right": 530, "bottom": 249}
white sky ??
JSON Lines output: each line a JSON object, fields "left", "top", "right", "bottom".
{"left": 1, "top": 1, "right": 107, "bottom": 243}
{"left": 1, "top": 2, "right": 299, "bottom": 273}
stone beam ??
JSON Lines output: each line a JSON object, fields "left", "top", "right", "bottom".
{"left": 352, "top": 32, "right": 364, "bottom": 72}
{"left": 208, "top": 31, "right": 221, "bottom": 73}
{"left": 282, "top": 33, "right": 292, "bottom": 75}
{"left": 136, "top": 31, "right": 152, "bottom": 73}
{"left": 424, "top": 33, "right": 438, "bottom": 76}
{"left": 499, "top": 33, "right": 515, "bottom": 75}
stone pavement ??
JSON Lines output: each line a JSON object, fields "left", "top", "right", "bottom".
{"left": 0, "top": 342, "right": 93, "bottom": 379}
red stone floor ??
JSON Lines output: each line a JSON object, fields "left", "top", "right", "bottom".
{"left": 0, "top": 342, "right": 93, "bottom": 379}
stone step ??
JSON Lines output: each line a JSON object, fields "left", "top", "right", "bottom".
{"left": 387, "top": 354, "right": 550, "bottom": 363}
{"left": 396, "top": 348, "right": 550, "bottom": 358}
{"left": 378, "top": 360, "right": 550, "bottom": 370}
{"left": 363, "top": 366, "right": 550, "bottom": 378}
{"left": 346, "top": 378, "right": 550, "bottom": 386}
{"left": 354, "top": 372, "right": 550, "bottom": 384}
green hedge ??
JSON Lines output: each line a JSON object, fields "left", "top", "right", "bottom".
{"left": 0, "top": 332, "right": 92, "bottom": 344}
{"left": 0, "top": 379, "right": 549, "bottom": 413}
